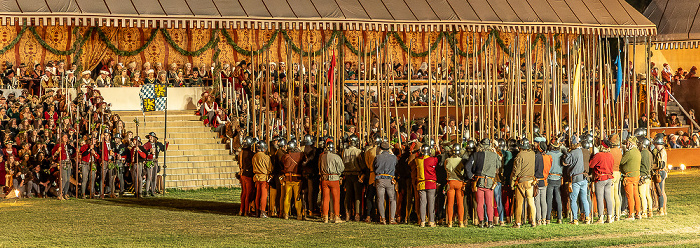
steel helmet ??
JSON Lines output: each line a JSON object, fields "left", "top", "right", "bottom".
{"left": 255, "top": 140, "right": 268, "bottom": 152}
{"left": 287, "top": 139, "right": 298, "bottom": 151}
{"left": 638, "top": 137, "right": 651, "bottom": 149}
{"left": 518, "top": 138, "right": 531, "bottom": 150}
{"left": 420, "top": 144, "right": 431, "bottom": 156}
{"left": 348, "top": 135, "right": 359, "bottom": 147}
{"left": 326, "top": 141, "right": 335, "bottom": 153}
{"left": 451, "top": 143, "right": 462, "bottom": 156}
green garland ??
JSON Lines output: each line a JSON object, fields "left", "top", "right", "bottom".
{"left": 0, "top": 25, "right": 28, "bottom": 55}
{"left": 391, "top": 31, "right": 444, "bottom": 57}
{"left": 98, "top": 28, "right": 158, "bottom": 56}
{"left": 73, "top": 28, "right": 95, "bottom": 73}
{"left": 161, "top": 29, "right": 219, "bottom": 57}
{"left": 342, "top": 32, "right": 389, "bottom": 56}
{"left": 0, "top": 24, "right": 584, "bottom": 66}
{"left": 221, "top": 29, "right": 279, "bottom": 56}
{"left": 281, "top": 30, "right": 340, "bottom": 57}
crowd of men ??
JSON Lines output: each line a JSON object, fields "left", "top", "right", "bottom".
{"left": 0, "top": 87, "right": 169, "bottom": 199}
{"left": 233, "top": 130, "right": 669, "bottom": 227}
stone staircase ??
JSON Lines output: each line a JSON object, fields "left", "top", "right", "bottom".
{"left": 115, "top": 110, "right": 239, "bottom": 190}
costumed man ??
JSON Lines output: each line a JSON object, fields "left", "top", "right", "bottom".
{"left": 342, "top": 135, "right": 364, "bottom": 222}
{"left": 589, "top": 139, "right": 615, "bottom": 224}
{"left": 651, "top": 134, "right": 668, "bottom": 216}
{"left": 110, "top": 133, "right": 129, "bottom": 198}
{"left": 416, "top": 144, "right": 438, "bottom": 227}
{"left": 374, "top": 141, "right": 397, "bottom": 225}
{"left": 143, "top": 132, "right": 169, "bottom": 196}
{"left": 609, "top": 134, "right": 623, "bottom": 221}
{"left": 96, "top": 70, "right": 112, "bottom": 87}
{"left": 252, "top": 140, "right": 272, "bottom": 218}
{"left": 444, "top": 143, "right": 465, "bottom": 227}
{"left": 40, "top": 67, "right": 57, "bottom": 95}
{"left": 238, "top": 136, "right": 255, "bottom": 216}
{"left": 546, "top": 141, "right": 565, "bottom": 224}
{"left": 465, "top": 139, "right": 501, "bottom": 228}
{"left": 510, "top": 138, "right": 536, "bottom": 228}
{"left": 620, "top": 137, "right": 642, "bottom": 220}
{"left": 565, "top": 138, "right": 591, "bottom": 224}
{"left": 362, "top": 136, "right": 382, "bottom": 222}
{"left": 319, "top": 141, "right": 345, "bottom": 223}
{"left": 301, "top": 134, "right": 320, "bottom": 217}
{"left": 533, "top": 141, "right": 552, "bottom": 226}
{"left": 638, "top": 138, "right": 653, "bottom": 218}
{"left": 499, "top": 139, "right": 517, "bottom": 226}
{"left": 281, "top": 140, "right": 305, "bottom": 220}
{"left": 269, "top": 138, "right": 287, "bottom": 217}
{"left": 130, "top": 136, "right": 147, "bottom": 198}
{"left": 79, "top": 71, "right": 94, "bottom": 88}
{"left": 50, "top": 133, "right": 73, "bottom": 200}
{"left": 98, "top": 132, "right": 113, "bottom": 199}
{"left": 79, "top": 136, "right": 100, "bottom": 199}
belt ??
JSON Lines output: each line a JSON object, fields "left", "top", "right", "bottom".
{"left": 60, "top": 159, "right": 71, "bottom": 162}
{"left": 549, "top": 173, "right": 561, "bottom": 177}
{"left": 343, "top": 171, "right": 362, "bottom": 175}
{"left": 284, "top": 173, "right": 302, "bottom": 177}
{"left": 378, "top": 174, "right": 395, "bottom": 178}
{"left": 419, "top": 179, "right": 436, "bottom": 183}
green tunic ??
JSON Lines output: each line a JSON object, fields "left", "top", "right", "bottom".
{"left": 620, "top": 148, "right": 641, "bottom": 177}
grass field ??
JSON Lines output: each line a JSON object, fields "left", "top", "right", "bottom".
{"left": 2, "top": 170, "right": 700, "bottom": 247}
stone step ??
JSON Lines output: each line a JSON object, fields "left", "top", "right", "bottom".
{"left": 165, "top": 176, "right": 239, "bottom": 189}
{"left": 163, "top": 155, "right": 232, "bottom": 162}
{"left": 124, "top": 121, "right": 203, "bottom": 128}
{"left": 167, "top": 160, "right": 234, "bottom": 168}
{"left": 120, "top": 115, "right": 201, "bottom": 122}
{"left": 117, "top": 110, "right": 193, "bottom": 115}
{"left": 166, "top": 144, "right": 224, "bottom": 150}
{"left": 164, "top": 132, "right": 220, "bottom": 139}
{"left": 167, "top": 166, "right": 238, "bottom": 175}
{"left": 167, "top": 149, "right": 231, "bottom": 156}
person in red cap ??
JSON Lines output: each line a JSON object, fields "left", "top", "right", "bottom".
{"left": 143, "top": 132, "right": 169, "bottom": 196}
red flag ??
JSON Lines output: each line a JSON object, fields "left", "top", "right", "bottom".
{"left": 328, "top": 50, "right": 336, "bottom": 101}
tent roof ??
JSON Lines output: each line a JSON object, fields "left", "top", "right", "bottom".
{"left": 645, "top": 0, "right": 700, "bottom": 43}
{"left": 0, "top": 0, "right": 655, "bottom": 34}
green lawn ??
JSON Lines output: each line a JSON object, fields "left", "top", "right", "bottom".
{"left": 2, "top": 170, "right": 700, "bottom": 247}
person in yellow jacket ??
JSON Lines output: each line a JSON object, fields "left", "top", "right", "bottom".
{"left": 252, "top": 140, "right": 272, "bottom": 218}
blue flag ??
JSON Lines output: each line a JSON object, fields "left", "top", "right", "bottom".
{"left": 615, "top": 52, "right": 623, "bottom": 101}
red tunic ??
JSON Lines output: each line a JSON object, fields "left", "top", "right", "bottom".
{"left": 589, "top": 152, "right": 614, "bottom": 182}
{"left": 416, "top": 155, "right": 437, "bottom": 190}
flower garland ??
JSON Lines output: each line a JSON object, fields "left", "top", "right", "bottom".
{"left": 161, "top": 29, "right": 219, "bottom": 57}
{"left": 72, "top": 28, "right": 95, "bottom": 73}
{"left": 29, "top": 27, "right": 80, "bottom": 56}
{"left": 97, "top": 28, "right": 158, "bottom": 56}
{"left": 220, "top": 29, "right": 279, "bottom": 56}
{"left": 0, "top": 25, "right": 28, "bottom": 55}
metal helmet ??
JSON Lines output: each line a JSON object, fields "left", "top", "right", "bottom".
{"left": 374, "top": 135, "right": 383, "bottom": 145}
{"left": 480, "top": 138, "right": 491, "bottom": 147}
{"left": 243, "top": 136, "right": 254, "bottom": 148}
{"left": 466, "top": 140, "right": 476, "bottom": 152}
{"left": 533, "top": 125, "right": 541, "bottom": 135}
{"left": 638, "top": 137, "right": 651, "bottom": 149}
{"left": 581, "top": 140, "right": 592, "bottom": 149}
{"left": 325, "top": 141, "right": 335, "bottom": 153}
{"left": 420, "top": 144, "right": 431, "bottom": 156}
{"left": 288, "top": 139, "right": 298, "bottom": 151}
{"left": 497, "top": 139, "right": 506, "bottom": 150}
{"left": 429, "top": 139, "right": 436, "bottom": 147}
{"left": 652, "top": 135, "right": 665, "bottom": 145}
{"left": 348, "top": 135, "right": 359, "bottom": 147}
{"left": 255, "top": 140, "right": 268, "bottom": 152}
{"left": 634, "top": 128, "right": 647, "bottom": 138}
{"left": 451, "top": 143, "right": 462, "bottom": 156}
{"left": 518, "top": 138, "right": 531, "bottom": 150}
{"left": 303, "top": 134, "right": 314, "bottom": 146}
{"left": 507, "top": 139, "right": 517, "bottom": 149}
{"left": 277, "top": 138, "right": 287, "bottom": 148}
{"left": 563, "top": 124, "right": 570, "bottom": 133}
{"left": 251, "top": 137, "right": 259, "bottom": 144}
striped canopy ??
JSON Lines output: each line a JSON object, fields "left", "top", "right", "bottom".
{"left": 0, "top": 0, "right": 655, "bottom": 35}
{"left": 645, "top": 0, "right": 700, "bottom": 48}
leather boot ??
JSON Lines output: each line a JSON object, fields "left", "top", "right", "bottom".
{"left": 447, "top": 221, "right": 452, "bottom": 228}
{"left": 428, "top": 222, "right": 436, "bottom": 227}
{"left": 607, "top": 215, "right": 614, "bottom": 223}
{"left": 379, "top": 217, "right": 386, "bottom": 225}
{"left": 648, "top": 210, "right": 653, "bottom": 218}
{"left": 487, "top": 221, "right": 494, "bottom": 228}
{"left": 459, "top": 221, "right": 465, "bottom": 228}
{"left": 419, "top": 221, "right": 425, "bottom": 227}
{"left": 323, "top": 215, "right": 329, "bottom": 223}
{"left": 334, "top": 216, "right": 345, "bottom": 223}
